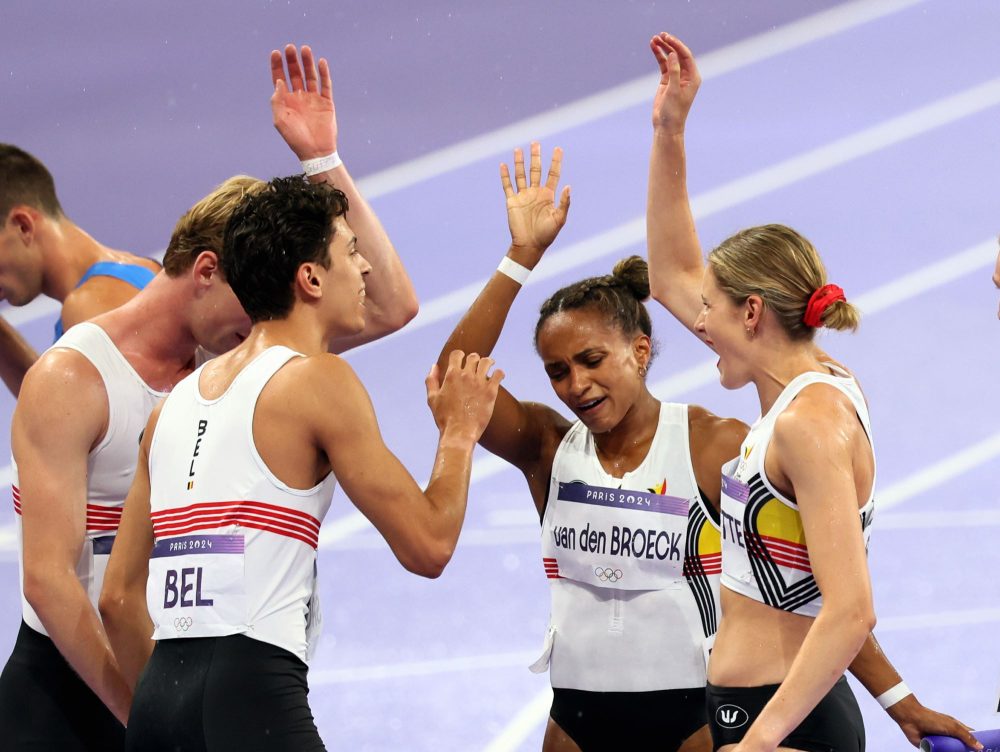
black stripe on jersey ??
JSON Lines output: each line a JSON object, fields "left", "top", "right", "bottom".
{"left": 743, "top": 474, "right": 821, "bottom": 613}
{"left": 684, "top": 503, "right": 718, "bottom": 638}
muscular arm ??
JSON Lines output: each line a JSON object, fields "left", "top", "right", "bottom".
{"left": 436, "top": 143, "right": 573, "bottom": 509}
{"left": 737, "top": 389, "right": 876, "bottom": 751}
{"left": 13, "top": 350, "right": 132, "bottom": 724}
{"left": 0, "top": 316, "right": 38, "bottom": 396}
{"left": 646, "top": 33, "right": 709, "bottom": 336}
{"left": 100, "top": 406, "right": 160, "bottom": 690}
{"left": 270, "top": 44, "right": 418, "bottom": 352}
{"left": 306, "top": 351, "right": 502, "bottom": 577}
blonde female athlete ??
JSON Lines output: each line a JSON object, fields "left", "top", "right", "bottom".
{"left": 646, "top": 31, "right": 980, "bottom": 752}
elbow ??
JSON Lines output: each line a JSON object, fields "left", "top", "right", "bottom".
{"left": 98, "top": 589, "right": 124, "bottom": 628}
{"left": 828, "top": 597, "right": 876, "bottom": 645}
{"left": 384, "top": 293, "right": 419, "bottom": 335}
{"left": 402, "top": 543, "right": 454, "bottom": 580}
{"left": 21, "top": 570, "right": 49, "bottom": 614}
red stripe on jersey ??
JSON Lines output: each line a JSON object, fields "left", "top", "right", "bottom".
{"left": 152, "top": 499, "right": 320, "bottom": 532}
{"left": 758, "top": 533, "right": 808, "bottom": 553}
{"left": 86, "top": 503, "right": 123, "bottom": 533}
{"left": 542, "top": 556, "right": 562, "bottom": 579}
{"left": 152, "top": 501, "right": 321, "bottom": 549}
{"left": 154, "top": 515, "right": 318, "bottom": 549}
{"left": 155, "top": 508, "right": 318, "bottom": 539}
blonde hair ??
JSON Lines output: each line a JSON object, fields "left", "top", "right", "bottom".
{"left": 162, "top": 175, "right": 266, "bottom": 277}
{"left": 708, "top": 224, "right": 860, "bottom": 340}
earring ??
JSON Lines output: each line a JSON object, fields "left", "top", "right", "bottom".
{"left": 638, "top": 364, "right": 648, "bottom": 378}
{"left": 746, "top": 327, "right": 755, "bottom": 339}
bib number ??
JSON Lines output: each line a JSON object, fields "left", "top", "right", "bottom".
{"left": 148, "top": 534, "right": 246, "bottom": 639}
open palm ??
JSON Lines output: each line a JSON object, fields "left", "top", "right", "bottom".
{"left": 270, "top": 44, "right": 337, "bottom": 160}
{"left": 501, "top": 142, "right": 571, "bottom": 255}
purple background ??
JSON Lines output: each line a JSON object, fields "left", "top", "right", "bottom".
{"left": 3, "top": 1, "right": 1000, "bottom": 750}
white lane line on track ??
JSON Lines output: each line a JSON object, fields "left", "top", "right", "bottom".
{"left": 356, "top": 76, "right": 1000, "bottom": 353}
{"left": 879, "top": 431, "right": 1000, "bottom": 512}
{"left": 0, "top": 0, "right": 929, "bottom": 335}
{"left": 310, "top": 650, "right": 539, "bottom": 685}
{"left": 356, "top": 0, "right": 927, "bottom": 201}
{"left": 481, "top": 687, "right": 554, "bottom": 752}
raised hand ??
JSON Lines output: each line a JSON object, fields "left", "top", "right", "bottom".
{"left": 649, "top": 32, "right": 701, "bottom": 134}
{"left": 270, "top": 43, "right": 337, "bottom": 160}
{"left": 500, "top": 142, "right": 571, "bottom": 263}
{"left": 426, "top": 350, "right": 505, "bottom": 444}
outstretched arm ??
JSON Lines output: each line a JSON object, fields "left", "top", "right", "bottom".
{"left": 646, "top": 32, "right": 708, "bottom": 336}
{"left": 0, "top": 316, "right": 38, "bottom": 396}
{"left": 307, "top": 351, "right": 502, "bottom": 577}
{"left": 270, "top": 43, "right": 418, "bottom": 351}
{"left": 850, "top": 635, "right": 981, "bottom": 749}
{"left": 14, "top": 350, "right": 132, "bottom": 724}
{"left": 100, "top": 406, "right": 160, "bottom": 690}
{"left": 436, "top": 143, "right": 572, "bottom": 503}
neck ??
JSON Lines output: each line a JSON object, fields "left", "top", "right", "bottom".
{"left": 241, "top": 308, "right": 331, "bottom": 357}
{"left": 593, "top": 387, "right": 661, "bottom": 461}
{"left": 94, "top": 274, "right": 201, "bottom": 388}
{"left": 40, "top": 218, "right": 116, "bottom": 301}
{"left": 750, "top": 338, "right": 830, "bottom": 416}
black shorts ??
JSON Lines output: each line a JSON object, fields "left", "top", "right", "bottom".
{"left": 550, "top": 686, "right": 707, "bottom": 751}
{"left": 0, "top": 619, "right": 125, "bottom": 751}
{"left": 706, "top": 676, "right": 864, "bottom": 752}
{"left": 126, "top": 634, "right": 326, "bottom": 752}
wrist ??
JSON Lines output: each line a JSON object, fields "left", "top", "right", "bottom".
{"left": 437, "top": 427, "right": 478, "bottom": 453}
{"left": 497, "top": 255, "right": 532, "bottom": 286}
{"left": 652, "top": 127, "right": 686, "bottom": 144}
{"left": 882, "top": 686, "right": 918, "bottom": 718}
{"left": 301, "top": 151, "right": 342, "bottom": 176}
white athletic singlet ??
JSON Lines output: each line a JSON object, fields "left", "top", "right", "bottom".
{"left": 719, "top": 365, "right": 875, "bottom": 618}
{"left": 13, "top": 322, "right": 168, "bottom": 636}
{"left": 534, "top": 402, "right": 721, "bottom": 691}
{"left": 146, "top": 346, "right": 336, "bottom": 663}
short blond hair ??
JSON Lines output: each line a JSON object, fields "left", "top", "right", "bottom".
{"left": 162, "top": 175, "right": 266, "bottom": 277}
{"left": 708, "top": 224, "right": 860, "bottom": 340}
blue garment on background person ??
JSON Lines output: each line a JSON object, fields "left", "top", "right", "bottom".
{"left": 53, "top": 261, "right": 157, "bottom": 340}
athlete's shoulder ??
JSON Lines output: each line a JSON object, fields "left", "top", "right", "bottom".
{"left": 687, "top": 404, "right": 748, "bottom": 452}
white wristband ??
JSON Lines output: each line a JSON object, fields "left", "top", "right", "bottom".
{"left": 497, "top": 256, "right": 531, "bottom": 285}
{"left": 876, "top": 681, "right": 912, "bottom": 710}
{"left": 301, "top": 151, "right": 343, "bottom": 176}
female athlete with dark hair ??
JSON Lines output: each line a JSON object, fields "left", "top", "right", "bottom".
{"left": 438, "top": 142, "right": 748, "bottom": 752}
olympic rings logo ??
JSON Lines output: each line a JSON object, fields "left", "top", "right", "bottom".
{"left": 173, "top": 617, "right": 193, "bottom": 632}
{"left": 594, "top": 567, "right": 624, "bottom": 583}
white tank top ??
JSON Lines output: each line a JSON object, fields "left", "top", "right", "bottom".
{"left": 146, "top": 346, "right": 337, "bottom": 663}
{"left": 534, "top": 402, "right": 721, "bottom": 691}
{"left": 719, "top": 365, "right": 875, "bottom": 618}
{"left": 13, "top": 322, "right": 168, "bottom": 635}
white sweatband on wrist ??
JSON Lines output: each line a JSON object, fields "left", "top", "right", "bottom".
{"left": 301, "top": 151, "right": 342, "bottom": 176}
{"left": 876, "top": 681, "right": 912, "bottom": 710}
{"left": 497, "top": 256, "right": 531, "bottom": 285}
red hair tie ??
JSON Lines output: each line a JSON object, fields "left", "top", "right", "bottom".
{"left": 803, "top": 284, "right": 846, "bottom": 328}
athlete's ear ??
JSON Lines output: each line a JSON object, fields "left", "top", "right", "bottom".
{"left": 296, "top": 261, "right": 323, "bottom": 301}
{"left": 631, "top": 333, "right": 652, "bottom": 371}
{"left": 7, "top": 207, "right": 37, "bottom": 246}
{"left": 744, "top": 293, "right": 765, "bottom": 330}
{"left": 191, "top": 251, "right": 220, "bottom": 286}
